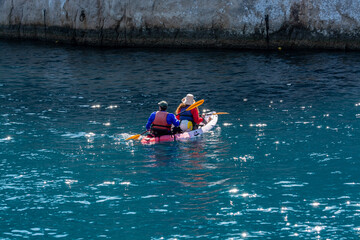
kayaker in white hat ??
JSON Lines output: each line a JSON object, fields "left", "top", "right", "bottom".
{"left": 175, "top": 94, "right": 204, "bottom": 132}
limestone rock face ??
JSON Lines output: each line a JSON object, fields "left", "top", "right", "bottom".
{"left": 0, "top": 0, "right": 359, "bottom": 49}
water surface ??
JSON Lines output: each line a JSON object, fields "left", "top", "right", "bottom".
{"left": 1, "top": 40, "right": 360, "bottom": 239}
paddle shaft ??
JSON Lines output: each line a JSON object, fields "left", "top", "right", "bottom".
{"left": 139, "top": 130, "right": 148, "bottom": 135}
{"left": 205, "top": 112, "right": 229, "bottom": 115}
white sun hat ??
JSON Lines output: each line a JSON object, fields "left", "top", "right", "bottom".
{"left": 182, "top": 94, "right": 195, "bottom": 105}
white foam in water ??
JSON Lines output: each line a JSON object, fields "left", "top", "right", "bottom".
{"left": 88, "top": 121, "right": 97, "bottom": 124}
{"left": 229, "top": 188, "right": 239, "bottom": 193}
{"left": 313, "top": 226, "right": 325, "bottom": 233}
{"left": 74, "top": 200, "right": 91, "bottom": 205}
{"left": 61, "top": 132, "right": 86, "bottom": 138}
{"left": 208, "top": 178, "right": 230, "bottom": 187}
{"left": 216, "top": 221, "right": 237, "bottom": 226}
{"left": 96, "top": 196, "right": 122, "bottom": 203}
{"left": 249, "top": 123, "right": 267, "bottom": 127}
{"left": 120, "top": 181, "right": 131, "bottom": 185}
{"left": 275, "top": 181, "right": 308, "bottom": 188}
{"left": 141, "top": 195, "right": 159, "bottom": 198}
{"left": 344, "top": 182, "right": 360, "bottom": 185}
{"left": 11, "top": 230, "right": 32, "bottom": 235}
{"left": 115, "top": 133, "right": 133, "bottom": 141}
{"left": 97, "top": 181, "right": 115, "bottom": 186}
{"left": 91, "top": 104, "right": 101, "bottom": 108}
{"left": 37, "top": 149, "right": 55, "bottom": 153}
{"left": 106, "top": 105, "right": 118, "bottom": 109}
{"left": 84, "top": 132, "right": 95, "bottom": 138}
{"left": 0, "top": 136, "right": 12, "bottom": 142}
{"left": 65, "top": 179, "right": 78, "bottom": 185}
{"left": 310, "top": 202, "right": 320, "bottom": 207}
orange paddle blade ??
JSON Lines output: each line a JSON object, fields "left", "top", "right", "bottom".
{"left": 125, "top": 134, "right": 141, "bottom": 141}
{"left": 125, "top": 130, "right": 149, "bottom": 140}
{"left": 186, "top": 99, "right": 204, "bottom": 111}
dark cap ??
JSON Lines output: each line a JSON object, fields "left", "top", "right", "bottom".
{"left": 158, "top": 100, "right": 168, "bottom": 108}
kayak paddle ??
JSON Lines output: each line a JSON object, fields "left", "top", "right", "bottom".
{"left": 177, "top": 99, "right": 204, "bottom": 116}
{"left": 125, "top": 130, "right": 148, "bottom": 141}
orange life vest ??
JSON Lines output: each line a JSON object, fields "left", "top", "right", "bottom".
{"left": 151, "top": 111, "right": 171, "bottom": 131}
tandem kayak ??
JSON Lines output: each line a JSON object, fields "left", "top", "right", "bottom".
{"left": 140, "top": 112, "right": 218, "bottom": 144}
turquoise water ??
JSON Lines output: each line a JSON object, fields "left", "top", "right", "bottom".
{"left": 1, "top": 40, "right": 360, "bottom": 239}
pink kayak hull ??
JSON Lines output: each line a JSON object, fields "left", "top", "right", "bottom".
{"left": 140, "top": 132, "right": 191, "bottom": 144}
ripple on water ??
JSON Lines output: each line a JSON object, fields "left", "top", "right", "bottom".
{"left": 0, "top": 136, "right": 13, "bottom": 142}
{"left": 61, "top": 132, "right": 87, "bottom": 138}
{"left": 274, "top": 180, "right": 309, "bottom": 188}
{"left": 96, "top": 196, "right": 122, "bottom": 203}
{"left": 1, "top": 42, "right": 360, "bottom": 239}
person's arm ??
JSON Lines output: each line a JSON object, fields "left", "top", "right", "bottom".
{"left": 191, "top": 108, "right": 203, "bottom": 124}
{"left": 167, "top": 113, "right": 180, "bottom": 127}
{"left": 145, "top": 112, "right": 156, "bottom": 130}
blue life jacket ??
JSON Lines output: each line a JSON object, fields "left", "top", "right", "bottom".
{"left": 179, "top": 106, "right": 193, "bottom": 121}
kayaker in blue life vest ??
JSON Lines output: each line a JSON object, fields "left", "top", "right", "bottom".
{"left": 146, "top": 100, "right": 180, "bottom": 136}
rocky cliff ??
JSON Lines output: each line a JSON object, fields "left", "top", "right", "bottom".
{"left": 1, "top": 0, "right": 359, "bottom": 49}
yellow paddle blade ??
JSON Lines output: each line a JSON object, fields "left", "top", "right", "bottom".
{"left": 125, "top": 134, "right": 141, "bottom": 141}
{"left": 186, "top": 99, "right": 204, "bottom": 111}
{"left": 214, "top": 112, "right": 229, "bottom": 115}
